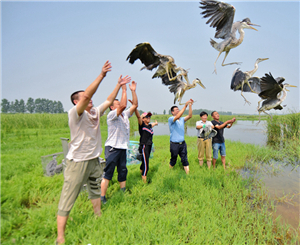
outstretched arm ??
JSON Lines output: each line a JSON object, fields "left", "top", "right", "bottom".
{"left": 151, "top": 120, "right": 158, "bottom": 127}
{"left": 101, "top": 75, "right": 131, "bottom": 112}
{"left": 214, "top": 118, "right": 236, "bottom": 129}
{"left": 76, "top": 61, "right": 111, "bottom": 115}
{"left": 116, "top": 85, "right": 127, "bottom": 116}
{"left": 184, "top": 99, "right": 194, "bottom": 122}
{"left": 128, "top": 99, "right": 142, "bottom": 125}
{"left": 129, "top": 81, "right": 138, "bottom": 116}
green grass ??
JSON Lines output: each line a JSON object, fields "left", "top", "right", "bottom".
{"left": 1, "top": 114, "right": 298, "bottom": 244}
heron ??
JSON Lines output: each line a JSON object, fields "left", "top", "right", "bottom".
{"left": 199, "top": 125, "right": 217, "bottom": 141}
{"left": 230, "top": 58, "right": 268, "bottom": 104}
{"left": 126, "top": 42, "right": 189, "bottom": 83}
{"left": 199, "top": 0, "right": 260, "bottom": 74}
{"left": 162, "top": 74, "right": 206, "bottom": 104}
{"left": 127, "top": 42, "right": 206, "bottom": 104}
{"left": 257, "top": 73, "right": 297, "bottom": 124}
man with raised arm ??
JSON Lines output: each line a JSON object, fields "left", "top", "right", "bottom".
{"left": 168, "top": 99, "right": 194, "bottom": 174}
{"left": 100, "top": 80, "right": 138, "bottom": 204}
{"left": 56, "top": 61, "right": 131, "bottom": 245}
{"left": 211, "top": 111, "right": 236, "bottom": 169}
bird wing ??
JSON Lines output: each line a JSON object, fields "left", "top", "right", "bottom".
{"left": 243, "top": 77, "right": 261, "bottom": 93}
{"left": 126, "top": 42, "right": 160, "bottom": 70}
{"left": 230, "top": 68, "right": 245, "bottom": 90}
{"left": 200, "top": 0, "right": 235, "bottom": 39}
{"left": 259, "top": 73, "right": 282, "bottom": 99}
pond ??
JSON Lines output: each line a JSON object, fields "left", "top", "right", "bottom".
{"left": 151, "top": 120, "right": 299, "bottom": 231}
{"left": 152, "top": 120, "right": 267, "bottom": 145}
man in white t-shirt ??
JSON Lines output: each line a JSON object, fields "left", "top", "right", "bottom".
{"left": 56, "top": 61, "right": 131, "bottom": 245}
{"left": 100, "top": 81, "right": 138, "bottom": 204}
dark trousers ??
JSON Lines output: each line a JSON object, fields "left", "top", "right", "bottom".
{"left": 103, "top": 146, "right": 127, "bottom": 182}
{"left": 169, "top": 141, "right": 189, "bottom": 167}
{"left": 140, "top": 144, "right": 152, "bottom": 176}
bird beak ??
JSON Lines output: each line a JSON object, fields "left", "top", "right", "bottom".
{"left": 198, "top": 80, "right": 206, "bottom": 89}
{"left": 261, "top": 58, "right": 269, "bottom": 61}
{"left": 287, "top": 84, "right": 297, "bottom": 88}
{"left": 248, "top": 25, "right": 258, "bottom": 31}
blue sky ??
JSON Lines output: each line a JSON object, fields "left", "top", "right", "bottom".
{"left": 2, "top": 0, "right": 299, "bottom": 115}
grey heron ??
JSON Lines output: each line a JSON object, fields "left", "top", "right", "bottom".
{"left": 257, "top": 73, "right": 297, "bottom": 124}
{"left": 127, "top": 42, "right": 206, "bottom": 104}
{"left": 230, "top": 58, "right": 268, "bottom": 104}
{"left": 161, "top": 74, "right": 206, "bottom": 104}
{"left": 199, "top": 0, "right": 260, "bottom": 74}
{"left": 199, "top": 125, "right": 217, "bottom": 141}
{"left": 127, "top": 42, "right": 189, "bottom": 83}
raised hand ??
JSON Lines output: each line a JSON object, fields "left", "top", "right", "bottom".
{"left": 118, "top": 75, "right": 131, "bottom": 86}
{"left": 101, "top": 61, "right": 112, "bottom": 77}
{"left": 129, "top": 81, "right": 137, "bottom": 91}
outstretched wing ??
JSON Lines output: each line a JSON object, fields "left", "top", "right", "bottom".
{"left": 243, "top": 77, "right": 261, "bottom": 93}
{"left": 126, "top": 42, "right": 160, "bottom": 70}
{"left": 230, "top": 68, "right": 245, "bottom": 91}
{"left": 200, "top": 0, "right": 235, "bottom": 39}
{"left": 259, "top": 73, "right": 283, "bottom": 99}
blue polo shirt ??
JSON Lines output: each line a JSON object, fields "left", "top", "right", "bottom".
{"left": 168, "top": 117, "right": 185, "bottom": 143}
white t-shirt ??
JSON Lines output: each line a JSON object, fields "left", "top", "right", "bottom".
{"left": 196, "top": 120, "right": 213, "bottom": 137}
{"left": 66, "top": 104, "right": 105, "bottom": 162}
{"left": 105, "top": 108, "right": 132, "bottom": 149}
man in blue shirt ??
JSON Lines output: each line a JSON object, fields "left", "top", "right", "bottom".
{"left": 168, "top": 99, "right": 194, "bottom": 174}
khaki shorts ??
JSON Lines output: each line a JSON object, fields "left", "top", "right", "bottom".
{"left": 57, "top": 158, "right": 104, "bottom": 217}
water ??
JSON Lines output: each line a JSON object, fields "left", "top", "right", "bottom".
{"left": 240, "top": 162, "right": 300, "bottom": 231}
{"left": 153, "top": 120, "right": 267, "bottom": 145}
{"left": 152, "top": 120, "right": 299, "bottom": 231}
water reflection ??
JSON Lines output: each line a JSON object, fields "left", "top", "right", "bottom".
{"left": 153, "top": 120, "right": 267, "bottom": 145}
{"left": 240, "top": 161, "right": 300, "bottom": 230}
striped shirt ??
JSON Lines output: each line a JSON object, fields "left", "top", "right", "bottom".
{"left": 105, "top": 108, "right": 132, "bottom": 149}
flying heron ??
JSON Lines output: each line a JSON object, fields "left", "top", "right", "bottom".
{"left": 126, "top": 42, "right": 188, "bottom": 83}
{"left": 199, "top": 0, "right": 260, "bottom": 74}
{"left": 162, "top": 74, "right": 206, "bottom": 104}
{"left": 127, "top": 42, "right": 206, "bottom": 104}
{"left": 230, "top": 58, "right": 268, "bottom": 104}
{"left": 256, "top": 73, "right": 297, "bottom": 124}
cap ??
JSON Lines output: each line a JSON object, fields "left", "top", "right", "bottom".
{"left": 141, "top": 112, "right": 152, "bottom": 119}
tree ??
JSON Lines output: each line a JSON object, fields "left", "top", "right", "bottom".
{"left": 19, "top": 99, "right": 26, "bottom": 113}
{"left": 35, "top": 98, "right": 43, "bottom": 113}
{"left": 1, "top": 99, "right": 10, "bottom": 113}
{"left": 14, "top": 99, "right": 20, "bottom": 113}
{"left": 26, "top": 97, "right": 35, "bottom": 113}
{"left": 163, "top": 109, "right": 166, "bottom": 115}
{"left": 56, "top": 101, "right": 64, "bottom": 113}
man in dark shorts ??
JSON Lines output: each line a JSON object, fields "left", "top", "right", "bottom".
{"left": 168, "top": 99, "right": 194, "bottom": 174}
{"left": 211, "top": 111, "right": 236, "bottom": 169}
{"left": 100, "top": 81, "right": 138, "bottom": 204}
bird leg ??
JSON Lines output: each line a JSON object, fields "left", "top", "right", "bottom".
{"left": 241, "top": 81, "right": 251, "bottom": 105}
{"left": 213, "top": 51, "right": 223, "bottom": 74}
{"left": 221, "top": 51, "right": 242, "bottom": 67}
{"left": 257, "top": 99, "right": 263, "bottom": 110}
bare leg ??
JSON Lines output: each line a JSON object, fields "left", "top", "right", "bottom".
{"left": 119, "top": 181, "right": 126, "bottom": 189}
{"left": 90, "top": 198, "right": 101, "bottom": 217}
{"left": 100, "top": 178, "right": 110, "bottom": 197}
{"left": 207, "top": 161, "right": 211, "bottom": 169}
{"left": 57, "top": 215, "right": 68, "bottom": 244}
{"left": 184, "top": 166, "right": 189, "bottom": 174}
{"left": 221, "top": 156, "right": 226, "bottom": 169}
{"left": 142, "top": 175, "right": 147, "bottom": 183}
{"left": 212, "top": 158, "right": 217, "bottom": 169}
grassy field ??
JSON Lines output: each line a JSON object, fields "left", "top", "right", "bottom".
{"left": 1, "top": 113, "right": 299, "bottom": 244}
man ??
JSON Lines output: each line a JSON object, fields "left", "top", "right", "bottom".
{"left": 100, "top": 80, "right": 138, "bottom": 204}
{"left": 168, "top": 99, "right": 194, "bottom": 174}
{"left": 196, "top": 111, "right": 214, "bottom": 169}
{"left": 211, "top": 111, "right": 236, "bottom": 169}
{"left": 56, "top": 60, "right": 131, "bottom": 244}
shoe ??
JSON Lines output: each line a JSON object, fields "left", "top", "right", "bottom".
{"left": 100, "top": 196, "right": 107, "bottom": 204}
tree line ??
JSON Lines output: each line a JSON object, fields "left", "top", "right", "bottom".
{"left": 1, "top": 98, "right": 65, "bottom": 113}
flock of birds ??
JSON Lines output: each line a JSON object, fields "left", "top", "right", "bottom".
{"left": 126, "top": 0, "right": 296, "bottom": 123}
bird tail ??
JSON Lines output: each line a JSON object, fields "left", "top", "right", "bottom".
{"left": 210, "top": 39, "right": 217, "bottom": 48}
